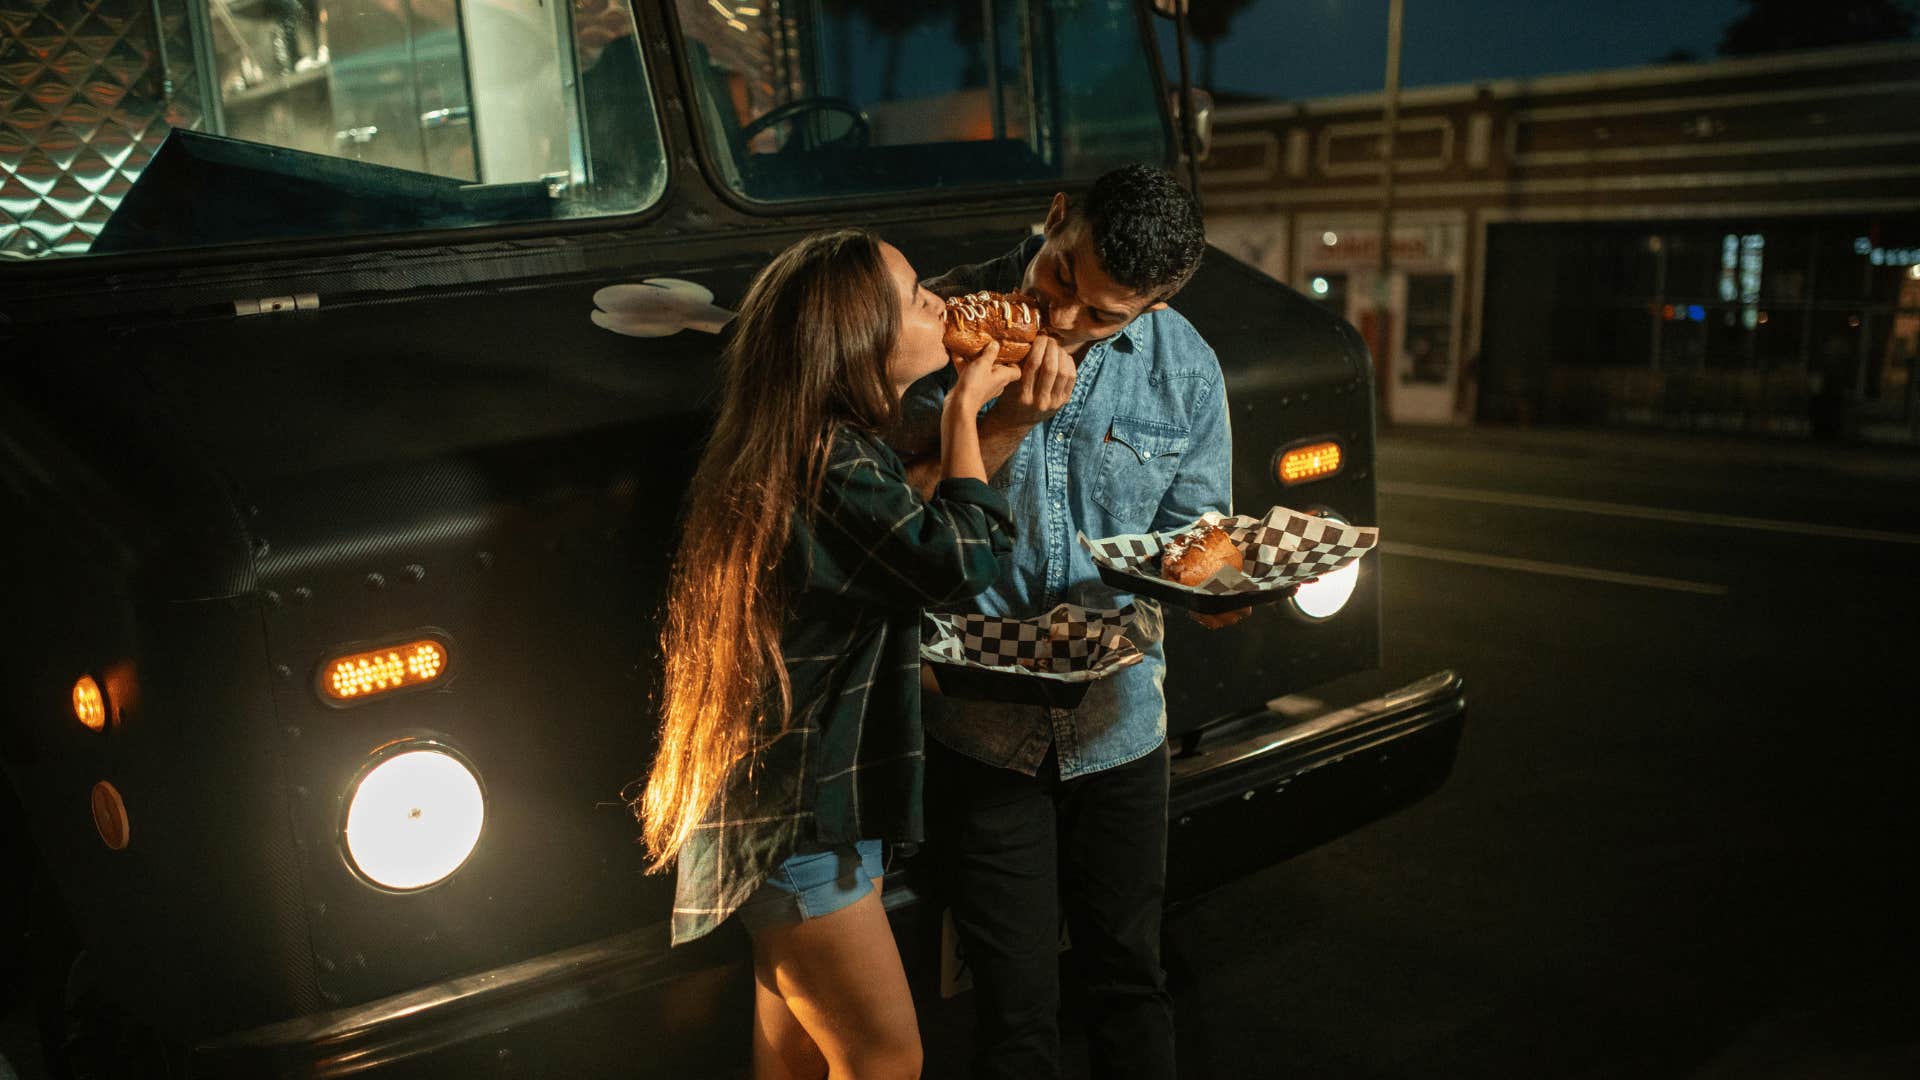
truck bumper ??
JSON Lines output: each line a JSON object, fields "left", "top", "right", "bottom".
{"left": 1167, "top": 669, "right": 1467, "bottom": 904}
{"left": 192, "top": 923, "right": 752, "bottom": 1079}
{"left": 193, "top": 671, "right": 1464, "bottom": 1077}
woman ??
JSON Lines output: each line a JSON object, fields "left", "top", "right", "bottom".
{"left": 639, "top": 229, "right": 1020, "bottom": 1079}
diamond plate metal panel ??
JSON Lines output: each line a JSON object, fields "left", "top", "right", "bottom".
{"left": 0, "top": 0, "right": 204, "bottom": 258}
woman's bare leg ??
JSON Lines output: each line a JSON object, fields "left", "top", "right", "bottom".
{"left": 753, "top": 952, "right": 828, "bottom": 1080}
{"left": 753, "top": 879, "right": 919, "bottom": 1080}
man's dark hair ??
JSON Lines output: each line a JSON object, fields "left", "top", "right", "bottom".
{"left": 1072, "top": 164, "right": 1207, "bottom": 298}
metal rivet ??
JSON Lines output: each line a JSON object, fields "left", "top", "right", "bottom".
{"left": 403, "top": 563, "right": 426, "bottom": 583}
{"left": 292, "top": 587, "right": 312, "bottom": 603}
{"left": 274, "top": 664, "right": 291, "bottom": 680}
{"left": 364, "top": 572, "right": 386, "bottom": 591}
{"left": 475, "top": 551, "right": 494, "bottom": 570}
{"left": 262, "top": 590, "right": 281, "bottom": 608}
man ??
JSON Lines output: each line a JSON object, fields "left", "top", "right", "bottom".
{"left": 896, "top": 164, "right": 1240, "bottom": 1079}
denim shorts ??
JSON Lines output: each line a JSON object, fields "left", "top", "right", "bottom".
{"left": 734, "top": 838, "right": 886, "bottom": 935}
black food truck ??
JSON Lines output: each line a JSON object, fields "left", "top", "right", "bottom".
{"left": 0, "top": 0, "right": 1466, "bottom": 1074}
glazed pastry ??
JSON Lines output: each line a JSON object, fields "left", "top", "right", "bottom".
{"left": 944, "top": 290, "right": 1045, "bottom": 364}
{"left": 1160, "top": 522, "right": 1243, "bottom": 586}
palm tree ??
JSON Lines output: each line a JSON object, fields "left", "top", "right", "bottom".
{"left": 1187, "top": 0, "right": 1258, "bottom": 92}
{"left": 829, "top": 0, "right": 943, "bottom": 100}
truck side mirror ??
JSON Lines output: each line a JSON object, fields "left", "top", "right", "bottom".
{"left": 1171, "top": 87, "right": 1215, "bottom": 163}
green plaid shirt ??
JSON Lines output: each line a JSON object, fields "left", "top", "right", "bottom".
{"left": 670, "top": 425, "right": 1014, "bottom": 944}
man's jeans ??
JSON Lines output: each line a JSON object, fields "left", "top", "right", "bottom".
{"left": 929, "top": 739, "right": 1175, "bottom": 1080}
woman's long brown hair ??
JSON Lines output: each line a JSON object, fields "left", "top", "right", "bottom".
{"left": 638, "top": 229, "right": 902, "bottom": 870}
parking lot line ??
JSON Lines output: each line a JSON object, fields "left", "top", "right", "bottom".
{"left": 1382, "top": 541, "right": 1731, "bottom": 596}
{"left": 1380, "top": 481, "right": 1920, "bottom": 546}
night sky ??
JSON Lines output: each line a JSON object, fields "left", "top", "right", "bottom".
{"left": 1158, "top": 0, "right": 1749, "bottom": 101}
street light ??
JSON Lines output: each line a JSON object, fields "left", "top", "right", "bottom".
{"left": 1373, "top": 0, "right": 1404, "bottom": 421}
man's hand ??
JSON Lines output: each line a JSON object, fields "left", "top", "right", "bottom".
{"left": 1188, "top": 607, "right": 1255, "bottom": 630}
{"left": 989, "top": 334, "right": 1078, "bottom": 428}
{"left": 1185, "top": 580, "right": 1311, "bottom": 629}
{"left": 949, "top": 339, "right": 1023, "bottom": 413}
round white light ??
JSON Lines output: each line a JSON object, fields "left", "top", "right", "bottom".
{"left": 1310, "top": 276, "right": 1330, "bottom": 296}
{"left": 1292, "top": 559, "right": 1360, "bottom": 620}
{"left": 1321, "top": 231, "right": 1339, "bottom": 246}
{"left": 343, "top": 747, "right": 485, "bottom": 891}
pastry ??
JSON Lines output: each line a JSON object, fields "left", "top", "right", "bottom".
{"left": 944, "top": 290, "right": 1045, "bottom": 364}
{"left": 1160, "top": 522, "right": 1243, "bottom": 586}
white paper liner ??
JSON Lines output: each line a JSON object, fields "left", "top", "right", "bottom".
{"left": 1079, "top": 506, "right": 1380, "bottom": 596}
{"left": 921, "top": 602, "right": 1149, "bottom": 681}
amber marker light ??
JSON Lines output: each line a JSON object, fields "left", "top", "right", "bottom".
{"left": 1277, "top": 441, "right": 1344, "bottom": 486}
{"left": 318, "top": 637, "right": 452, "bottom": 707}
{"left": 73, "top": 675, "right": 107, "bottom": 731}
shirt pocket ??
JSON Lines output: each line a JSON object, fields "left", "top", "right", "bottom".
{"left": 1091, "top": 414, "right": 1191, "bottom": 533}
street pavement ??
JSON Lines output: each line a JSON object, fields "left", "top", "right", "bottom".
{"left": 1157, "top": 425, "right": 1920, "bottom": 1079}
{"left": 6, "top": 426, "right": 1918, "bottom": 1078}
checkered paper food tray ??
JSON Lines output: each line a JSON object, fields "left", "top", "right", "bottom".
{"left": 1079, "top": 507, "right": 1380, "bottom": 597}
{"left": 921, "top": 603, "right": 1149, "bottom": 681}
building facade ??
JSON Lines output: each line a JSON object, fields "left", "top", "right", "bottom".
{"left": 1201, "top": 41, "right": 1920, "bottom": 442}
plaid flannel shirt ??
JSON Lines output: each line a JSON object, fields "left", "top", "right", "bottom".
{"left": 670, "top": 425, "right": 1014, "bottom": 944}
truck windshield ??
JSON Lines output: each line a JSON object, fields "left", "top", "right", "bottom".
{"left": 672, "top": 0, "right": 1168, "bottom": 202}
{"left": 0, "top": 0, "right": 668, "bottom": 261}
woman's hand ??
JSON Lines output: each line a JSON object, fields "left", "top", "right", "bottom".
{"left": 939, "top": 341, "right": 1019, "bottom": 484}
{"left": 948, "top": 339, "right": 1023, "bottom": 412}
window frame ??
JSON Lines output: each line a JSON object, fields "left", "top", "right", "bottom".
{"left": 0, "top": 0, "right": 684, "bottom": 278}
{"left": 659, "top": 0, "right": 1177, "bottom": 218}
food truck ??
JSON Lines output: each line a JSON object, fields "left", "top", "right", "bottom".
{"left": 0, "top": 0, "right": 1466, "bottom": 1074}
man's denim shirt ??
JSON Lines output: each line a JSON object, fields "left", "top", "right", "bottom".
{"left": 898, "top": 237, "right": 1232, "bottom": 780}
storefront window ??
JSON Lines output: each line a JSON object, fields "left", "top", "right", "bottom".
{"left": 1485, "top": 218, "right": 1920, "bottom": 429}
{"left": 1401, "top": 273, "right": 1454, "bottom": 384}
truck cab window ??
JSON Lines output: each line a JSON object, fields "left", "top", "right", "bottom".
{"left": 0, "top": 0, "right": 668, "bottom": 260}
{"left": 674, "top": 0, "right": 1165, "bottom": 202}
